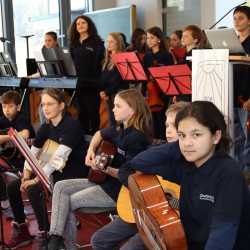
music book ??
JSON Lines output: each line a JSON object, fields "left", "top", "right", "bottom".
{"left": 8, "top": 128, "right": 51, "bottom": 192}
{"left": 111, "top": 52, "right": 147, "bottom": 81}
{"left": 149, "top": 64, "right": 192, "bottom": 95}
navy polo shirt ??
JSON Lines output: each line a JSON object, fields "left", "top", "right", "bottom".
{"left": 99, "top": 66, "right": 129, "bottom": 97}
{"left": 34, "top": 114, "right": 88, "bottom": 182}
{"left": 0, "top": 112, "right": 35, "bottom": 137}
{"left": 130, "top": 142, "right": 250, "bottom": 249}
{"left": 143, "top": 50, "right": 174, "bottom": 68}
{"left": 70, "top": 37, "right": 104, "bottom": 89}
{"left": 100, "top": 126, "right": 150, "bottom": 201}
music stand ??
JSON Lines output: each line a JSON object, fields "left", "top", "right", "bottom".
{"left": 148, "top": 64, "right": 192, "bottom": 96}
{"left": 111, "top": 52, "right": 147, "bottom": 82}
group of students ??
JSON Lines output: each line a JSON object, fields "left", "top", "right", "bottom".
{"left": 0, "top": 4, "right": 249, "bottom": 250}
{"left": 1, "top": 87, "right": 250, "bottom": 250}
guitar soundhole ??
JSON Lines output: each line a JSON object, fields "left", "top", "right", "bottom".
{"left": 95, "top": 153, "right": 114, "bottom": 170}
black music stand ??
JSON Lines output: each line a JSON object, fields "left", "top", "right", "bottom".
{"left": 148, "top": 64, "right": 192, "bottom": 96}
{"left": 111, "top": 52, "right": 147, "bottom": 82}
{"left": 20, "top": 35, "right": 37, "bottom": 75}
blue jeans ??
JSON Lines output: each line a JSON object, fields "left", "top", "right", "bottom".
{"left": 234, "top": 108, "right": 249, "bottom": 170}
{"left": 91, "top": 217, "right": 147, "bottom": 250}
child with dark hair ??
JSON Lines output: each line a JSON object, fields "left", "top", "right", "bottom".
{"left": 127, "top": 101, "right": 250, "bottom": 250}
{"left": 169, "top": 30, "right": 186, "bottom": 63}
{"left": 91, "top": 101, "right": 189, "bottom": 250}
{"left": 144, "top": 26, "right": 174, "bottom": 139}
{"left": 5, "top": 88, "right": 89, "bottom": 249}
{"left": 233, "top": 5, "right": 250, "bottom": 170}
{"left": 126, "top": 28, "right": 147, "bottom": 56}
{"left": 0, "top": 90, "right": 34, "bottom": 209}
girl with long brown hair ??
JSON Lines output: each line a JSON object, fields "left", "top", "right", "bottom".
{"left": 47, "top": 89, "right": 152, "bottom": 250}
{"left": 99, "top": 32, "right": 129, "bottom": 127}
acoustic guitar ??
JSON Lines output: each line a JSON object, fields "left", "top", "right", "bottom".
{"left": 128, "top": 174, "right": 187, "bottom": 250}
{"left": 117, "top": 176, "right": 180, "bottom": 223}
{"left": 87, "top": 140, "right": 116, "bottom": 184}
{"left": 0, "top": 138, "right": 34, "bottom": 160}
{"left": 8, "top": 127, "right": 59, "bottom": 192}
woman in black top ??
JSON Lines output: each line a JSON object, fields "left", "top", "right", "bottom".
{"left": 69, "top": 15, "right": 105, "bottom": 134}
{"left": 233, "top": 6, "right": 250, "bottom": 170}
{"left": 6, "top": 88, "right": 88, "bottom": 249}
{"left": 129, "top": 101, "right": 250, "bottom": 250}
{"left": 99, "top": 32, "right": 128, "bottom": 127}
{"left": 144, "top": 26, "right": 174, "bottom": 139}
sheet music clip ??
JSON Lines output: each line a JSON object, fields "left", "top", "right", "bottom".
{"left": 149, "top": 64, "right": 192, "bottom": 95}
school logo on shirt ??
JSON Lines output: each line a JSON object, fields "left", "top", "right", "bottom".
{"left": 117, "top": 147, "right": 125, "bottom": 156}
{"left": 199, "top": 194, "right": 215, "bottom": 203}
{"left": 85, "top": 46, "right": 94, "bottom": 52}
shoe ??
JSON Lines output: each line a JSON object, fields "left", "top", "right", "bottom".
{"left": 32, "top": 231, "right": 48, "bottom": 250}
{"left": 6, "top": 221, "right": 32, "bottom": 249}
{"left": 48, "top": 235, "right": 66, "bottom": 250}
{"left": 1, "top": 199, "right": 10, "bottom": 210}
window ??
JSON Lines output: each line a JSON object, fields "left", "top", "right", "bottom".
{"left": 71, "top": 0, "right": 90, "bottom": 21}
{"left": 13, "top": 0, "right": 59, "bottom": 76}
{"left": 0, "top": 3, "right": 3, "bottom": 52}
{"left": 71, "top": 0, "right": 87, "bottom": 11}
{"left": 163, "top": 0, "right": 201, "bottom": 35}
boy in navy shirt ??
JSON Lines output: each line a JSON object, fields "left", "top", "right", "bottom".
{"left": 0, "top": 90, "right": 34, "bottom": 208}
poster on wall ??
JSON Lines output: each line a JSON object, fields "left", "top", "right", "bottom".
{"left": 192, "top": 49, "right": 230, "bottom": 120}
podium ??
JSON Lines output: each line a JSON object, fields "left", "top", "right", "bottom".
{"left": 192, "top": 49, "right": 250, "bottom": 154}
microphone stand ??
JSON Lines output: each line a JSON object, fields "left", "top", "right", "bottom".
{"left": 209, "top": 1, "right": 247, "bottom": 29}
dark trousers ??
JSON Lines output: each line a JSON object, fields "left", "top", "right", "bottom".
{"left": 91, "top": 217, "right": 146, "bottom": 250}
{"left": 152, "top": 110, "right": 166, "bottom": 140}
{"left": 0, "top": 175, "right": 7, "bottom": 200}
{"left": 7, "top": 179, "right": 49, "bottom": 231}
{"left": 77, "top": 90, "right": 100, "bottom": 135}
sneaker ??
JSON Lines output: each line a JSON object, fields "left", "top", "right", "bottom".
{"left": 32, "top": 231, "right": 48, "bottom": 250}
{"left": 1, "top": 199, "right": 10, "bottom": 210}
{"left": 48, "top": 235, "right": 66, "bottom": 250}
{"left": 6, "top": 221, "right": 32, "bottom": 249}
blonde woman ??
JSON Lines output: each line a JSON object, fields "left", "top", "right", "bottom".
{"left": 99, "top": 32, "right": 128, "bottom": 127}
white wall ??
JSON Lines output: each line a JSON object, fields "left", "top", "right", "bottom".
{"left": 116, "top": 0, "right": 162, "bottom": 29}
{"left": 93, "top": 0, "right": 117, "bottom": 10}
{"left": 201, "top": 0, "right": 215, "bottom": 29}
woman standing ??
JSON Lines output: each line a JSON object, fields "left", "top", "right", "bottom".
{"left": 69, "top": 15, "right": 105, "bottom": 134}
{"left": 144, "top": 26, "right": 174, "bottom": 139}
{"left": 99, "top": 32, "right": 128, "bottom": 127}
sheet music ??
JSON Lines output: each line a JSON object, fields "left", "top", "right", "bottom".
{"left": 8, "top": 128, "right": 51, "bottom": 192}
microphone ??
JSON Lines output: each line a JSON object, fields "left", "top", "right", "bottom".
{"left": 209, "top": 1, "right": 247, "bottom": 29}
